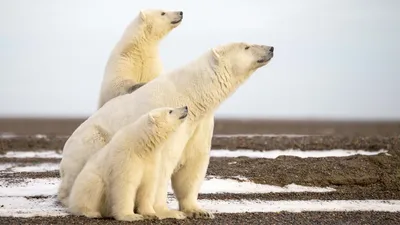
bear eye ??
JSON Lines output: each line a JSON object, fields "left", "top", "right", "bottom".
{"left": 161, "top": 12, "right": 166, "bottom": 16}
{"left": 169, "top": 110, "right": 173, "bottom": 114}
{"left": 245, "top": 46, "right": 250, "bottom": 50}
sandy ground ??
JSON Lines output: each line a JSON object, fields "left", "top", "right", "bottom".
{"left": 1, "top": 119, "right": 400, "bottom": 224}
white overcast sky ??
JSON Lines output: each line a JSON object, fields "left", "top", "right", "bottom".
{"left": 0, "top": 0, "right": 399, "bottom": 119}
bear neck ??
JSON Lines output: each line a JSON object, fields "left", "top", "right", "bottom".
{"left": 176, "top": 52, "right": 249, "bottom": 121}
{"left": 131, "top": 119, "right": 169, "bottom": 155}
{"left": 108, "top": 25, "right": 161, "bottom": 82}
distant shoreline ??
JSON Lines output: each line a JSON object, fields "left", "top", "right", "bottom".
{"left": 1, "top": 118, "right": 400, "bottom": 136}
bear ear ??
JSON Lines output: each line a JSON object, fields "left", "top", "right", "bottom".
{"left": 148, "top": 113, "right": 156, "bottom": 124}
{"left": 139, "top": 10, "right": 146, "bottom": 20}
{"left": 212, "top": 48, "right": 221, "bottom": 59}
{"left": 211, "top": 48, "right": 221, "bottom": 63}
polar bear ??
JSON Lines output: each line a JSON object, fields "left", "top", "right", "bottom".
{"left": 97, "top": 9, "right": 183, "bottom": 108}
{"left": 59, "top": 42, "right": 274, "bottom": 219}
{"left": 68, "top": 106, "right": 188, "bottom": 221}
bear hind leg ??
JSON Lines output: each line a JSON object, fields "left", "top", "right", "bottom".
{"left": 57, "top": 164, "right": 79, "bottom": 207}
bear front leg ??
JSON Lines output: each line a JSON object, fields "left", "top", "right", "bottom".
{"left": 135, "top": 163, "right": 160, "bottom": 220}
{"left": 153, "top": 169, "right": 187, "bottom": 220}
{"left": 171, "top": 115, "right": 215, "bottom": 219}
{"left": 110, "top": 179, "right": 143, "bottom": 221}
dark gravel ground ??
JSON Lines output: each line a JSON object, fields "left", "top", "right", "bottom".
{"left": 1, "top": 134, "right": 400, "bottom": 152}
{"left": 2, "top": 149, "right": 398, "bottom": 189}
{"left": 1, "top": 124, "right": 400, "bottom": 224}
{"left": 2, "top": 118, "right": 400, "bottom": 136}
{"left": 1, "top": 212, "right": 400, "bottom": 225}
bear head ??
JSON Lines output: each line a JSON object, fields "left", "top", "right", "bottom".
{"left": 212, "top": 42, "right": 274, "bottom": 78}
{"left": 147, "top": 106, "right": 188, "bottom": 135}
{"left": 139, "top": 9, "right": 183, "bottom": 40}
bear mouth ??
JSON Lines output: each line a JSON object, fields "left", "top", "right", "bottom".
{"left": 257, "top": 58, "right": 269, "bottom": 63}
{"left": 257, "top": 55, "right": 273, "bottom": 63}
{"left": 171, "top": 18, "right": 182, "bottom": 24}
{"left": 179, "top": 113, "right": 188, "bottom": 120}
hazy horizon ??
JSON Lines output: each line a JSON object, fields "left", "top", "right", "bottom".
{"left": 1, "top": 0, "right": 399, "bottom": 120}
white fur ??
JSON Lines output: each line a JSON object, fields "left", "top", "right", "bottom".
{"left": 98, "top": 9, "right": 183, "bottom": 108}
{"left": 59, "top": 42, "right": 274, "bottom": 219}
{"left": 68, "top": 107, "right": 188, "bottom": 221}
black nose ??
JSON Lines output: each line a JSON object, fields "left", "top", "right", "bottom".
{"left": 179, "top": 11, "right": 183, "bottom": 16}
{"left": 269, "top": 46, "right": 274, "bottom": 53}
{"left": 184, "top": 106, "right": 188, "bottom": 111}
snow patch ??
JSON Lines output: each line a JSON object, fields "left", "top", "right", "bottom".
{"left": 0, "top": 163, "right": 14, "bottom": 171}
{"left": 10, "top": 163, "right": 59, "bottom": 173}
{"left": 0, "top": 151, "right": 62, "bottom": 159}
{"left": 193, "top": 176, "right": 335, "bottom": 193}
{"left": 0, "top": 132, "right": 18, "bottom": 138}
{"left": 0, "top": 196, "right": 68, "bottom": 217}
{"left": 0, "top": 178, "right": 59, "bottom": 196}
{"left": 210, "top": 149, "right": 389, "bottom": 159}
{"left": 0, "top": 177, "right": 334, "bottom": 198}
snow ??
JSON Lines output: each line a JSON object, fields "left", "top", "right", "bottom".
{"left": 0, "top": 178, "right": 59, "bottom": 197}
{"left": 0, "top": 163, "right": 59, "bottom": 173}
{"left": 10, "top": 163, "right": 59, "bottom": 173}
{"left": 191, "top": 176, "right": 335, "bottom": 193}
{"left": 210, "top": 149, "right": 389, "bottom": 158}
{"left": 0, "top": 132, "right": 17, "bottom": 138}
{"left": 0, "top": 151, "right": 62, "bottom": 159}
{"left": 0, "top": 196, "right": 68, "bottom": 217}
{"left": 0, "top": 163, "right": 14, "bottom": 171}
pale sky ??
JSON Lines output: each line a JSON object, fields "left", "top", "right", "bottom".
{"left": 0, "top": 0, "right": 399, "bottom": 119}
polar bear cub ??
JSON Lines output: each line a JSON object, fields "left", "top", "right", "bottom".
{"left": 98, "top": 9, "right": 183, "bottom": 108}
{"left": 68, "top": 106, "right": 189, "bottom": 221}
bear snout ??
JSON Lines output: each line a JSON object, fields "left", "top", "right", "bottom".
{"left": 178, "top": 106, "right": 188, "bottom": 120}
{"left": 171, "top": 12, "right": 183, "bottom": 25}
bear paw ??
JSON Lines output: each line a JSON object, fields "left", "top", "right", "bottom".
{"left": 142, "top": 213, "right": 159, "bottom": 220}
{"left": 83, "top": 211, "right": 102, "bottom": 218}
{"left": 184, "top": 209, "right": 215, "bottom": 219}
{"left": 114, "top": 213, "right": 144, "bottom": 221}
{"left": 156, "top": 209, "right": 187, "bottom": 220}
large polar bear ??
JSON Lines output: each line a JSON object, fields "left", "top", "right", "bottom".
{"left": 59, "top": 42, "right": 274, "bottom": 219}
{"left": 97, "top": 9, "right": 183, "bottom": 108}
{"left": 68, "top": 106, "right": 189, "bottom": 221}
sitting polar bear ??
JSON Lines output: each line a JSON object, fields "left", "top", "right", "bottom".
{"left": 59, "top": 42, "right": 274, "bottom": 219}
{"left": 68, "top": 106, "right": 189, "bottom": 221}
{"left": 97, "top": 9, "right": 183, "bottom": 108}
